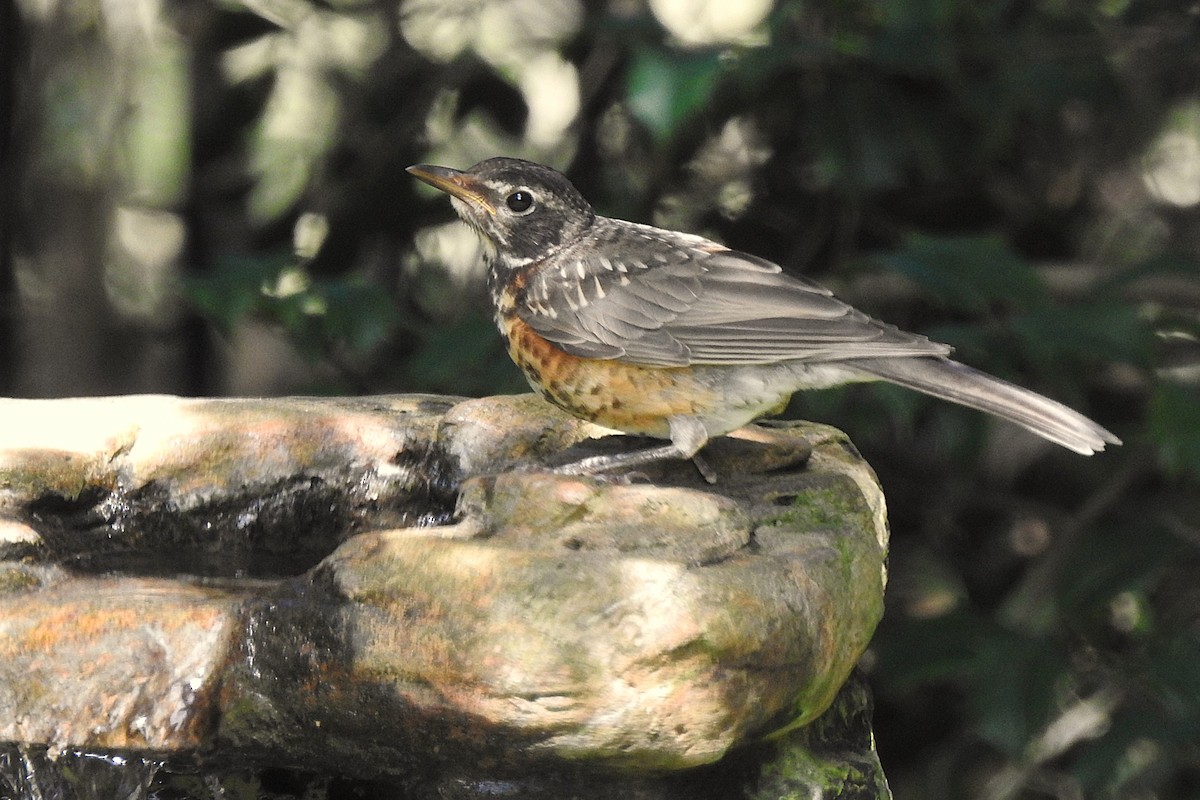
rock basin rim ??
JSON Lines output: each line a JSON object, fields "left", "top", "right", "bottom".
{"left": 0, "top": 393, "right": 889, "bottom": 790}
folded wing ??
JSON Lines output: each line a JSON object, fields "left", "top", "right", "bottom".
{"left": 519, "top": 228, "right": 950, "bottom": 367}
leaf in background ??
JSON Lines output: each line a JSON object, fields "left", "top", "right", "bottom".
{"left": 1008, "top": 299, "right": 1154, "bottom": 369}
{"left": 1149, "top": 382, "right": 1200, "bottom": 479}
{"left": 184, "top": 254, "right": 295, "bottom": 333}
{"left": 626, "top": 47, "right": 722, "bottom": 143}
{"left": 877, "top": 234, "right": 1046, "bottom": 313}
{"left": 969, "top": 632, "right": 1064, "bottom": 757}
{"left": 185, "top": 256, "right": 401, "bottom": 361}
{"left": 871, "top": 611, "right": 990, "bottom": 690}
{"left": 868, "top": 6, "right": 953, "bottom": 77}
{"left": 806, "top": 74, "right": 910, "bottom": 193}
{"left": 403, "top": 311, "right": 526, "bottom": 396}
{"left": 1143, "top": 632, "right": 1200, "bottom": 738}
{"left": 1069, "top": 632, "right": 1200, "bottom": 792}
{"left": 318, "top": 281, "right": 402, "bottom": 355}
{"left": 1055, "top": 520, "right": 1182, "bottom": 627}
{"left": 1100, "top": 250, "right": 1200, "bottom": 292}
{"left": 1072, "top": 701, "right": 1196, "bottom": 796}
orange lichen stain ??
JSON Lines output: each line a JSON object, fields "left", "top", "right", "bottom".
{"left": 0, "top": 584, "right": 231, "bottom": 659}
{"left": 2, "top": 604, "right": 143, "bottom": 654}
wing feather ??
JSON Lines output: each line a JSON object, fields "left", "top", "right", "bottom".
{"left": 519, "top": 220, "right": 951, "bottom": 367}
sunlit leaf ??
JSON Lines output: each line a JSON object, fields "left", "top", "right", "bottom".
{"left": 1070, "top": 708, "right": 1158, "bottom": 794}
{"left": 185, "top": 257, "right": 400, "bottom": 360}
{"left": 185, "top": 254, "right": 294, "bottom": 333}
{"left": 247, "top": 59, "right": 341, "bottom": 222}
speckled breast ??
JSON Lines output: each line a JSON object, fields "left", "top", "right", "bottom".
{"left": 498, "top": 313, "right": 721, "bottom": 439}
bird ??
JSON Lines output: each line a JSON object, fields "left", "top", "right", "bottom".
{"left": 407, "top": 157, "right": 1120, "bottom": 477}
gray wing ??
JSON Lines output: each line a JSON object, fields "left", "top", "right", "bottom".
{"left": 520, "top": 223, "right": 951, "bottom": 368}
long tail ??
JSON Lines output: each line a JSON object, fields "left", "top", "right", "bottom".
{"left": 850, "top": 356, "right": 1120, "bottom": 455}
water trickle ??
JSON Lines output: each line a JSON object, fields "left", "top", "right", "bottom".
{"left": 0, "top": 745, "right": 162, "bottom": 800}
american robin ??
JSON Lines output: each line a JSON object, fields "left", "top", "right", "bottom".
{"left": 407, "top": 157, "right": 1119, "bottom": 475}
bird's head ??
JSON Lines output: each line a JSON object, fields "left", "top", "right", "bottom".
{"left": 407, "top": 157, "right": 596, "bottom": 267}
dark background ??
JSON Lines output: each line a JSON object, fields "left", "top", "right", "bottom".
{"left": 2, "top": 0, "right": 1199, "bottom": 797}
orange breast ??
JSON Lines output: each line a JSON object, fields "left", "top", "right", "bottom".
{"left": 499, "top": 314, "right": 721, "bottom": 439}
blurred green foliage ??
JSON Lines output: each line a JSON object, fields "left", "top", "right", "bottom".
{"left": 627, "top": 47, "right": 723, "bottom": 142}
{"left": 4, "top": 0, "right": 1200, "bottom": 797}
{"left": 1150, "top": 383, "right": 1200, "bottom": 478}
{"left": 187, "top": 255, "right": 401, "bottom": 380}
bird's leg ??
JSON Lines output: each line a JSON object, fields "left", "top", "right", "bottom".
{"left": 551, "top": 443, "right": 683, "bottom": 477}
{"left": 689, "top": 452, "right": 718, "bottom": 484}
{"left": 553, "top": 416, "right": 715, "bottom": 481}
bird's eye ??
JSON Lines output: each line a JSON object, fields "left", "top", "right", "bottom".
{"left": 505, "top": 190, "right": 535, "bottom": 214}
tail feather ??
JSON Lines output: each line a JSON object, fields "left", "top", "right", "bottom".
{"left": 850, "top": 357, "right": 1120, "bottom": 455}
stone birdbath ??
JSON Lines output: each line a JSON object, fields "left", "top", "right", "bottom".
{"left": 0, "top": 393, "right": 891, "bottom": 799}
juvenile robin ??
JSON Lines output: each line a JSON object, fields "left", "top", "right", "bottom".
{"left": 408, "top": 157, "right": 1119, "bottom": 476}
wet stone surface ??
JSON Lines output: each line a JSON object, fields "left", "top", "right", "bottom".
{"left": 0, "top": 393, "right": 891, "bottom": 799}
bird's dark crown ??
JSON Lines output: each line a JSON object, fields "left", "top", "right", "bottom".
{"left": 447, "top": 157, "right": 596, "bottom": 265}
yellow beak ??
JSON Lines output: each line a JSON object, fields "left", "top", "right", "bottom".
{"left": 406, "top": 164, "right": 495, "bottom": 214}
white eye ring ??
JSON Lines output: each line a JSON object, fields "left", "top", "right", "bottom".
{"left": 505, "top": 190, "right": 536, "bottom": 215}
